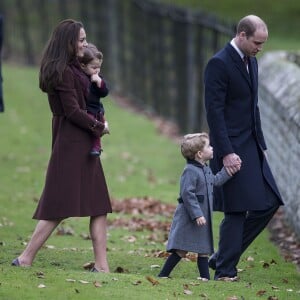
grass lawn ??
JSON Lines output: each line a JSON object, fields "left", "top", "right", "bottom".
{"left": 0, "top": 64, "right": 299, "bottom": 299}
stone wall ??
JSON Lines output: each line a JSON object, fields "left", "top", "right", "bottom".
{"left": 258, "top": 51, "right": 300, "bottom": 237}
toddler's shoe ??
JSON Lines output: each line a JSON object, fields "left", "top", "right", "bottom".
{"left": 90, "top": 150, "right": 100, "bottom": 156}
{"left": 90, "top": 148, "right": 103, "bottom": 157}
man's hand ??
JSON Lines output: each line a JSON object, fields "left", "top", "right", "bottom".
{"left": 223, "top": 153, "right": 242, "bottom": 176}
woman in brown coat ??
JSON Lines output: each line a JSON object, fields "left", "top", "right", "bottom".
{"left": 12, "top": 19, "right": 112, "bottom": 272}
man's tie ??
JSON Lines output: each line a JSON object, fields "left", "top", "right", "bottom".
{"left": 243, "top": 56, "right": 249, "bottom": 72}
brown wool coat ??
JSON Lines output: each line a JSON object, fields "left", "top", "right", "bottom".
{"left": 33, "top": 63, "right": 112, "bottom": 220}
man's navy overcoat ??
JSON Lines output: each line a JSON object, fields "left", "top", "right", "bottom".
{"left": 204, "top": 43, "right": 283, "bottom": 212}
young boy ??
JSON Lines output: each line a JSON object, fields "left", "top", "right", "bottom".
{"left": 158, "top": 133, "right": 241, "bottom": 280}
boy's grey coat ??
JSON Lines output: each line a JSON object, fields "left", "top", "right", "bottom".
{"left": 167, "top": 162, "right": 230, "bottom": 254}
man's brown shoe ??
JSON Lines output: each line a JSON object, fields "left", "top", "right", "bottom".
{"left": 217, "top": 276, "right": 239, "bottom": 282}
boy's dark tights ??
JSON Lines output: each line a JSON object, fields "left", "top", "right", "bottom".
{"left": 158, "top": 252, "right": 210, "bottom": 279}
{"left": 158, "top": 252, "right": 181, "bottom": 277}
{"left": 197, "top": 256, "right": 210, "bottom": 279}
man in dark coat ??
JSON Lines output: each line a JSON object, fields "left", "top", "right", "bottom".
{"left": 204, "top": 15, "right": 283, "bottom": 281}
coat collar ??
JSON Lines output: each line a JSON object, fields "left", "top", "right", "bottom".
{"left": 225, "top": 43, "right": 251, "bottom": 85}
{"left": 187, "top": 159, "right": 205, "bottom": 168}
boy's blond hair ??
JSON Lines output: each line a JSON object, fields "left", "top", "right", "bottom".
{"left": 181, "top": 132, "right": 209, "bottom": 160}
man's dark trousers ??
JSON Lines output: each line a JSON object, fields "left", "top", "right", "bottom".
{"left": 213, "top": 184, "right": 280, "bottom": 279}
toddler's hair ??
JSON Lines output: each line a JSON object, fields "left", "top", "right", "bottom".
{"left": 181, "top": 132, "right": 209, "bottom": 160}
{"left": 79, "top": 43, "right": 103, "bottom": 66}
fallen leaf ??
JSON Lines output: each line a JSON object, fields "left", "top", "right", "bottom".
{"left": 66, "top": 279, "right": 76, "bottom": 282}
{"left": 256, "top": 290, "right": 266, "bottom": 296}
{"left": 111, "top": 197, "right": 175, "bottom": 219}
{"left": 36, "top": 271, "right": 44, "bottom": 278}
{"left": 189, "top": 282, "right": 200, "bottom": 286}
{"left": 247, "top": 256, "right": 254, "bottom": 261}
{"left": 121, "top": 235, "right": 137, "bottom": 243}
{"left": 80, "top": 233, "right": 90, "bottom": 240}
{"left": 183, "top": 289, "right": 193, "bottom": 295}
{"left": 268, "top": 209, "right": 300, "bottom": 267}
{"left": 271, "top": 286, "right": 279, "bottom": 290}
{"left": 132, "top": 280, "right": 142, "bottom": 285}
{"left": 38, "top": 284, "right": 46, "bottom": 288}
{"left": 56, "top": 226, "right": 75, "bottom": 236}
{"left": 146, "top": 276, "right": 159, "bottom": 286}
{"left": 186, "top": 253, "right": 197, "bottom": 262}
{"left": 150, "top": 264, "right": 160, "bottom": 270}
{"left": 94, "top": 281, "right": 102, "bottom": 288}
{"left": 114, "top": 266, "right": 128, "bottom": 273}
{"left": 83, "top": 261, "right": 95, "bottom": 270}
{"left": 154, "top": 251, "right": 170, "bottom": 258}
{"left": 78, "top": 280, "right": 89, "bottom": 284}
{"left": 226, "top": 296, "right": 238, "bottom": 300}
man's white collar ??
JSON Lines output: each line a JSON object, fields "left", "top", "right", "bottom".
{"left": 230, "top": 39, "right": 244, "bottom": 59}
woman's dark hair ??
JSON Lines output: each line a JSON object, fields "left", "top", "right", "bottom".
{"left": 39, "top": 19, "right": 83, "bottom": 93}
